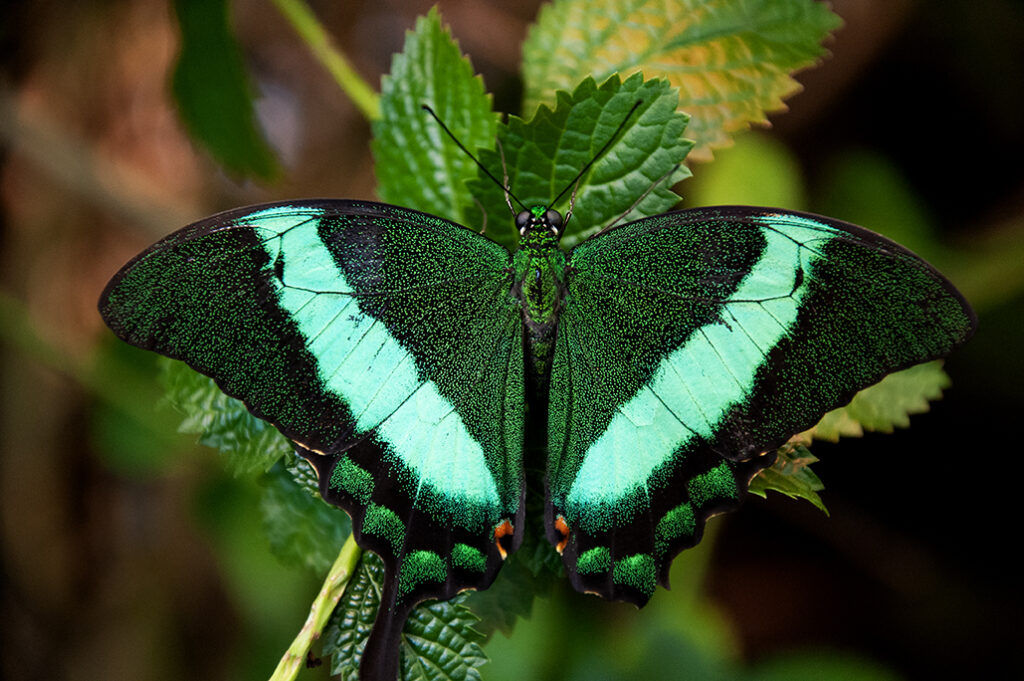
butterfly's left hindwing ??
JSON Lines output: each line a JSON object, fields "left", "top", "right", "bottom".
{"left": 99, "top": 200, "right": 526, "bottom": 680}
{"left": 547, "top": 207, "right": 975, "bottom": 604}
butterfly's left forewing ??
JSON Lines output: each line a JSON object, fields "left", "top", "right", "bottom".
{"left": 100, "top": 200, "right": 526, "bottom": 679}
{"left": 547, "top": 207, "right": 975, "bottom": 604}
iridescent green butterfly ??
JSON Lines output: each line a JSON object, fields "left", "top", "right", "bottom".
{"left": 99, "top": 107, "right": 975, "bottom": 680}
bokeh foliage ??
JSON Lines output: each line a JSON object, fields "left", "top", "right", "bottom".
{"left": 3, "top": 1, "right": 1021, "bottom": 680}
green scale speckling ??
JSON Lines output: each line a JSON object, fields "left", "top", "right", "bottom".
{"left": 452, "top": 543, "right": 488, "bottom": 573}
{"left": 99, "top": 195, "right": 976, "bottom": 681}
{"left": 330, "top": 455, "right": 374, "bottom": 504}
{"left": 398, "top": 551, "right": 447, "bottom": 596}
{"left": 362, "top": 503, "right": 405, "bottom": 555}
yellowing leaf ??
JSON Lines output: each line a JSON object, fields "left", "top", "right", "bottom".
{"left": 522, "top": 0, "right": 841, "bottom": 160}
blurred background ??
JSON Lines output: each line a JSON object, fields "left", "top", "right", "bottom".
{"left": 1, "top": 1, "right": 1021, "bottom": 680}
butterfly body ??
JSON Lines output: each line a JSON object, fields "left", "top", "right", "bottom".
{"left": 513, "top": 206, "right": 568, "bottom": 392}
{"left": 99, "top": 198, "right": 975, "bottom": 680}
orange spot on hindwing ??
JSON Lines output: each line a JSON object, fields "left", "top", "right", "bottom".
{"left": 493, "top": 520, "right": 514, "bottom": 560}
{"left": 554, "top": 515, "right": 570, "bottom": 554}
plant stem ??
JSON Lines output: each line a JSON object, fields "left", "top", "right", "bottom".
{"left": 269, "top": 534, "right": 363, "bottom": 681}
{"left": 269, "top": 0, "right": 380, "bottom": 121}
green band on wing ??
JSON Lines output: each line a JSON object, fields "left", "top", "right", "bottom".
{"left": 241, "top": 206, "right": 502, "bottom": 516}
{"left": 566, "top": 216, "right": 838, "bottom": 529}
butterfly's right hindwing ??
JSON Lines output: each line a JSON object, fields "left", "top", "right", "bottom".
{"left": 99, "top": 199, "right": 526, "bottom": 680}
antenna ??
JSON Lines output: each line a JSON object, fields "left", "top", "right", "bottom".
{"left": 545, "top": 99, "right": 643, "bottom": 212}
{"left": 422, "top": 99, "right": 645, "bottom": 220}
{"left": 421, "top": 105, "right": 529, "bottom": 212}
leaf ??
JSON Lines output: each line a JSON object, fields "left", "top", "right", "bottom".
{"left": 171, "top": 0, "right": 278, "bottom": 178}
{"left": 402, "top": 598, "right": 488, "bottom": 681}
{"left": 522, "top": 0, "right": 841, "bottom": 160}
{"left": 751, "top": 362, "right": 952, "bottom": 511}
{"left": 373, "top": 7, "right": 498, "bottom": 225}
{"left": 323, "top": 552, "right": 488, "bottom": 681}
{"left": 817, "top": 149, "right": 937, "bottom": 260}
{"left": 260, "top": 464, "right": 351, "bottom": 575}
{"left": 284, "top": 453, "right": 323, "bottom": 497}
{"left": 160, "top": 361, "right": 349, "bottom": 580}
{"left": 323, "top": 553, "right": 380, "bottom": 681}
{"left": 468, "top": 73, "right": 693, "bottom": 250}
{"left": 749, "top": 442, "right": 827, "bottom": 514}
{"left": 159, "top": 358, "right": 291, "bottom": 476}
{"left": 688, "top": 131, "right": 808, "bottom": 209}
{"left": 802, "top": 361, "right": 952, "bottom": 442}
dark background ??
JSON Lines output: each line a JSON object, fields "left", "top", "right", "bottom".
{"left": 1, "top": 1, "right": 1020, "bottom": 679}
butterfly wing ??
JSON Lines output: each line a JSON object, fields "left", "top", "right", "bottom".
{"left": 547, "top": 206, "right": 976, "bottom": 604}
{"left": 99, "top": 199, "right": 526, "bottom": 679}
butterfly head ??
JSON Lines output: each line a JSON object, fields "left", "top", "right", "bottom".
{"left": 516, "top": 205, "right": 563, "bottom": 240}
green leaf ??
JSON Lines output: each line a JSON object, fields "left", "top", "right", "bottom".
{"left": 324, "top": 553, "right": 488, "bottom": 681}
{"left": 171, "top": 0, "right": 278, "bottom": 178}
{"left": 323, "top": 553, "right": 381, "bottom": 681}
{"left": 750, "top": 442, "right": 827, "bottom": 514}
{"left": 160, "top": 358, "right": 290, "bottom": 476}
{"left": 817, "top": 149, "right": 937, "bottom": 260}
{"left": 461, "top": 558, "right": 541, "bottom": 640}
{"left": 468, "top": 73, "right": 693, "bottom": 250}
{"left": 402, "top": 597, "right": 488, "bottom": 681}
{"left": 373, "top": 7, "right": 498, "bottom": 224}
{"left": 284, "top": 453, "right": 323, "bottom": 497}
{"left": 522, "top": 0, "right": 841, "bottom": 161}
{"left": 802, "top": 361, "right": 952, "bottom": 442}
{"left": 260, "top": 465, "right": 351, "bottom": 575}
{"left": 688, "top": 131, "right": 807, "bottom": 209}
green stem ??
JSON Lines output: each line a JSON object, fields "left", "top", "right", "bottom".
{"left": 269, "top": 0, "right": 380, "bottom": 121}
{"left": 269, "top": 534, "right": 363, "bottom": 681}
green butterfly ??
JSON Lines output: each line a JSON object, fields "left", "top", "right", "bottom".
{"left": 99, "top": 117, "right": 975, "bottom": 679}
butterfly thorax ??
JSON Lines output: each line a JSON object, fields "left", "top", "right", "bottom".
{"left": 512, "top": 206, "right": 567, "bottom": 395}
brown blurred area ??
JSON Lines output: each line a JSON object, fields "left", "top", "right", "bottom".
{"left": 1, "top": 1, "right": 1021, "bottom": 680}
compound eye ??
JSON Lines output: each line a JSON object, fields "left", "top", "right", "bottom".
{"left": 545, "top": 209, "right": 563, "bottom": 230}
{"left": 515, "top": 210, "right": 532, "bottom": 231}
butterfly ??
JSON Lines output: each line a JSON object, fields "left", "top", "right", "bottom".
{"left": 98, "top": 116, "right": 976, "bottom": 679}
